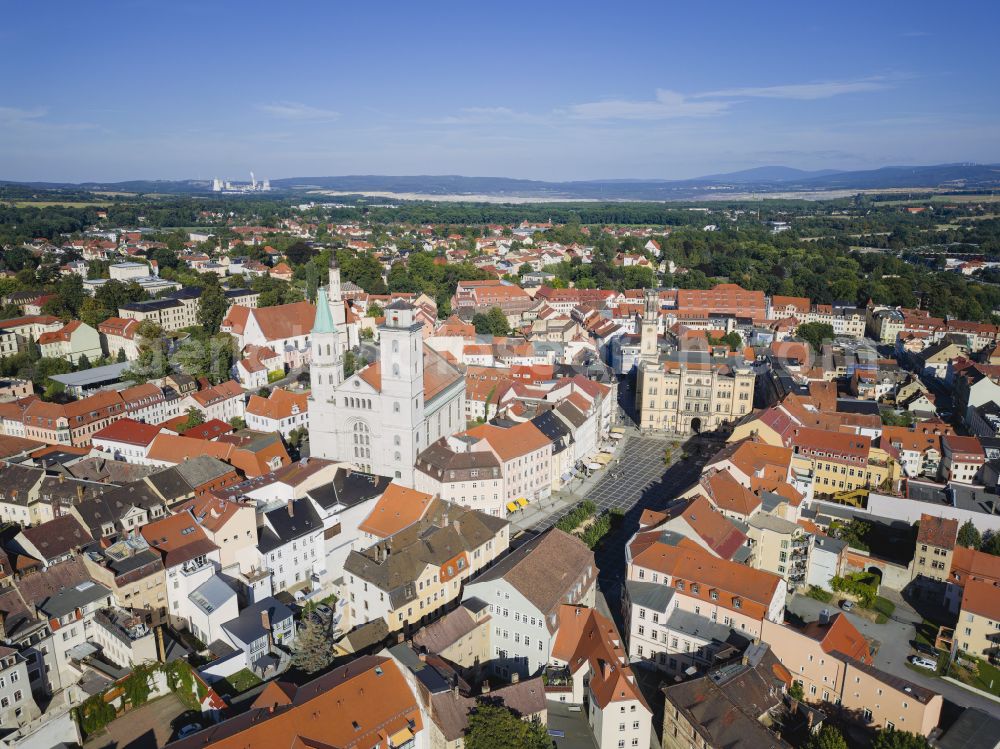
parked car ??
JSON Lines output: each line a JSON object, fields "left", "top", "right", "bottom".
{"left": 840, "top": 599, "right": 855, "bottom": 612}
{"left": 177, "top": 724, "right": 203, "bottom": 739}
{"left": 911, "top": 642, "right": 938, "bottom": 658}
{"left": 909, "top": 655, "right": 937, "bottom": 670}
{"left": 315, "top": 603, "right": 334, "bottom": 619}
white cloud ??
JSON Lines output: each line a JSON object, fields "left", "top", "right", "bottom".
{"left": 697, "top": 77, "right": 891, "bottom": 101}
{"left": 257, "top": 101, "right": 341, "bottom": 122}
{"left": 567, "top": 89, "right": 730, "bottom": 121}
{"left": 0, "top": 106, "right": 47, "bottom": 124}
{"left": 425, "top": 107, "right": 550, "bottom": 126}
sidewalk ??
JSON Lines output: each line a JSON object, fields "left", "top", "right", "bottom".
{"left": 507, "top": 434, "right": 629, "bottom": 535}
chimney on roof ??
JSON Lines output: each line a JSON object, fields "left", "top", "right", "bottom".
{"left": 261, "top": 609, "right": 271, "bottom": 632}
{"left": 287, "top": 499, "right": 294, "bottom": 517}
{"left": 511, "top": 672, "right": 519, "bottom": 684}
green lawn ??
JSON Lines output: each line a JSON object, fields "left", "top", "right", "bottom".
{"left": 954, "top": 656, "right": 1000, "bottom": 698}
{"left": 914, "top": 619, "right": 941, "bottom": 649}
{"left": 872, "top": 596, "right": 895, "bottom": 624}
{"left": 216, "top": 669, "right": 262, "bottom": 696}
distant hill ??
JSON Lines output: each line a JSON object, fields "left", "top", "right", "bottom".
{"left": 4, "top": 163, "right": 999, "bottom": 201}
{"left": 695, "top": 166, "right": 844, "bottom": 183}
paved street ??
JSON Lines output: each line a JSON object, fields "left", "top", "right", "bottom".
{"left": 787, "top": 593, "right": 999, "bottom": 713}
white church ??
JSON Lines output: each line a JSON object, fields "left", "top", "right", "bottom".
{"left": 308, "top": 260, "right": 466, "bottom": 486}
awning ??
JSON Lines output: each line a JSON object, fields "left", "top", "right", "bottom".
{"left": 517, "top": 497, "right": 528, "bottom": 507}
{"left": 390, "top": 727, "right": 414, "bottom": 746}
{"left": 506, "top": 502, "right": 518, "bottom": 513}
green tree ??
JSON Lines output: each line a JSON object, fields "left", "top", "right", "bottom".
{"left": 464, "top": 703, "right": 553, "bottom": 749}
{"left": 127, "top": 320, "right": 169, "bottom": 383}
{"left": 197, "top": 282, "right": 227, "bottom": 334}
{"left": 291, "top": 617, "right": 336, "bottom": 674}
{"left": 788, "top": 681, "right": 804, "bottom": 701}
{"left": 116, "top": 348, "right": 128, "bottom": 363}
{"left": 796, "top": 322, "right": 835, "bottom": 353}
{"left": 982, "top": 532, "right": 1000, "bottom": 556}
{"left": 229, "top": 416, "right": 246, "bottom": 430}
{"left": 957, "top": 520, "right": 982, "bottom": 550}
{"left": 177, "top": 407, "right": 205, "bottom": 433}
{"left": 79, "top": 297, "right": 112, "bottom": 329}
{"left": 285, "top": 241, "right": 316, "bottom": 266}
{"left": 77, "top": 353, "right": 92, "bottom": 370}
{"left": 367, "top": 303, "right": 384, "bottom": 318}
{"left": 871, "top": 729, "right": 930, "bottom": 749}
{"left": 804, "top": 725, "right": 848, "bottom": 749}
{"left": 472, "top": 307, "right": 510, "bottom": 336}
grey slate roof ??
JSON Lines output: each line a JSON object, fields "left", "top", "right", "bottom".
{"left": 305, "top": 468, "right": 392, "bottom": 511}
{"left": 467, "top": 527, "right": 593, "bottom": 625}
{"left": 625, "top": 579, "right": 675, "bottom": 613}
{"left": 258, "top": 497, "right": 324, "bottom": 554}
{"left": 665, "top": 608, "right": 736, "bottom": 644}
{"left": 189, "top": 575, "right": 236, "bottom": 615}
{"left": 221, "top": 596, "right": 293, "bottom": 647}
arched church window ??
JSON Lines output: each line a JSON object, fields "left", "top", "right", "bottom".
{"left": 392, "top": 364, "right": 400, "bottom": 377}
{"left": 392, "top": 340, "right": 399, "bottom": 353}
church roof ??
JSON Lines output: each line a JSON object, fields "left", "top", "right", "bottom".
{"left": 312, "top": 286, "right": 336, "bottom": 335}
{"left": 354, "top": 345, "right": 463, "bottom": 403}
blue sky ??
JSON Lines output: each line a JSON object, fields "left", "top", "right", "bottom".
{"left": 2, "top": 0, "right": 998, "bottom": 182}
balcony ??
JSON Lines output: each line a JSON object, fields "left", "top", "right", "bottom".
{"left": 543, "top": 665, "right": 572, "bottom": 690}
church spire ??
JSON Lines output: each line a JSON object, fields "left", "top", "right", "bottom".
{"left": 313, "top": 285, "right": 337, "bottom": 335}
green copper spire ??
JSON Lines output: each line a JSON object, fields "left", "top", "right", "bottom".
{"left": 312, "top": 285, "right": 337, "bottom": 334}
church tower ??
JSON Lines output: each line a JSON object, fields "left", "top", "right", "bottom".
{"left": 640, "top": 288, "right": 660, "bottom": 363}
{"left": 309, "top": 285, "right": 343, "bottom": 400}
{"left": 328, "top": 256, "right": 348, "bottom": 351}
{"left": 379, "top": 301, "right": 425, "bottom": 483}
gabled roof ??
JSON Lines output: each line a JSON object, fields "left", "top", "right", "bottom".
{"left": 140, "top": 510, "right": 219, "bottom": 567}
{"left": 246, "top": 388, "right": 308, "bottom": 421}
{"left": 462, "top": 420, "right": 552, "bottom": 462}
{"left": 468, "top": 528, "right": 593, "bottom": 624}
{"left": 677, "top": 495, "right": 749, "bottom": 560}
{"left": 168, "top": 656, "right": 421, "bottom": 749}
{"left": 801, "top": 612, "right": 872, "bottom": 663}
{"left": 357, "top": 484, "right": 435, "bottom": 538}
{"left": 916, "top": 513, "right": 958, "bottom": 549}
{"left": 93, "top": 417, "right": 163, "bottom": 447}
{"left": 699, "top": 470, "right": 762, "bottom": 518}
{"left": 18, "top": 514, "right": 89, "bottom": 561}
{"left": 551, "top": 605, "right": 648, "bottom": 709}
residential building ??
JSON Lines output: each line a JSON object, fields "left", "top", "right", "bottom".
{"left": 547, "top": 605, "right": 652, "bottom": 749}
{"left": 746, "top": 514, "right": 810, "bottom": 587}
{"left": 81, "top": 536, "right": 168, "bottom": 625}
{"left": 910, "top": 514, "right": 958, "bottom": 598}
{"left": 37, "top": 321, "right": 102, "bottom": 364}
{"left": 344, "top": 499, "right": 509, "bottom": 631}
{"left": 956, "top": 578, "right": 1000, "bottom": 661}
{"left": 410, "top": 597, "right": 492, "bottom": 672}
{"left": 245, "top": 388, "right": 309, "bottom": 438}
{"left": 0, "top": 647, "right": 41, "bottom": 729}
{"left": 415, "top": 436, "right": 505, "bottom": 517}
{"left": 623, "top": 580, "right": 750, "bottom": 679}
{"left": 256, "top": 497, "right": 325, "bottom": 593}
{"left": 941, "top": 435, "right": 985, "bottom": 484}
{"left": 304, "top": 467, "right": 392, "bottom": 580}
{"left": 627, "top": 540, "right": 786, "bottom": 639}
{"left": 661, "top": 642, "right": 791, "bottom": 749}
{"left": 167, "top": 655, "right": 423, "bottom": 749}
{"left": 463, "top": 528, "right": 596, "bottom": 679}
{"left": 462, "top": 420, "right": 554, "bottom": 507}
